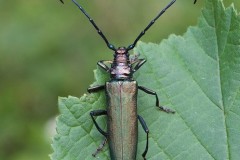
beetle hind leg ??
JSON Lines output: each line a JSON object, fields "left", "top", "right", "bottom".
{"left": 90, "top": 110, "right": 109, "bottom": 157}
{"left": 92, "top": 138, "right": 108, "bottom": 157}
{"left": 90, "top": 110, "right": 108, "bottom": 137}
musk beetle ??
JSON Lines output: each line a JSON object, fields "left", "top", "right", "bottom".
{"left": 59, "top": 0, "right": 197, "bottom": 159}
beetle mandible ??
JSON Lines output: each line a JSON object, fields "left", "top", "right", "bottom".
{"left": 59, "top": 0, "right": 197, "bottom": 159}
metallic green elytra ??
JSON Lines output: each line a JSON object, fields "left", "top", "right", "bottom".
{"left": 59, "top": 0, "right": 197, "bottom": 159}
{"left": 106, "top": 81, "right": 138, "bottom": 160}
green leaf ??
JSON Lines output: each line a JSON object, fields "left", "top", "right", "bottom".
{"left": 51, "top": 0, "right": 240, "bottom": 159}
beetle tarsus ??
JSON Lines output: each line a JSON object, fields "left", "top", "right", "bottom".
{"left": 92, "top": 138, "right": 107, "bottom": 157}
{"left": 158, "top": 106, "right": 175, "bottom": 114}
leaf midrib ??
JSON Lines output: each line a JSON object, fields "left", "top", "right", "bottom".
{"left": 213, "top": 1, "right": 231, "bottom": 159}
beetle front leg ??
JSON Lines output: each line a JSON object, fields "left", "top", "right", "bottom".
{"left": 138, "top": 115, "right": 149, "bottom": 160}
{"left": 138, "top": 86, "right": 175, "bottom": 113}
{"left": 97, "top": 60, "right": 112, "bottom": 73}
{"left": 132, "top": 59, "right": 146, "bottom": 72}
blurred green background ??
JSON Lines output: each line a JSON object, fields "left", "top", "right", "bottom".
{"left": 0, "top": 0, "right": 239, "bottom": 160}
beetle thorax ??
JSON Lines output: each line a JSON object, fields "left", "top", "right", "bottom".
{"left": 110, "top": 47, "right": 132, "bottom": 80}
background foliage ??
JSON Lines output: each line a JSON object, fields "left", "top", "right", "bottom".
{"left": 0, "top": 0, "right": 238, "bottom": 160}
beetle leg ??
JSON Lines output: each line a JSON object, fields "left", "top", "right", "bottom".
{"left": 90, "top": 110, "right": 108, "bottom": 137}
{"left": 130, "top": 52, "right": 140, "bottom": 63}
{"left": 88, "top": 85, "right": 105, "bottom": 93}
{"left": 132, "top": 59, "right": 146, "bottom": 72}
{"left": 88, "top": 85, "right": 108, "bottom": 155}
{"left": 97, "top": 60, "right": 112, "bottom": 73}
{"left": 138, "top": 115, "right": 149, "bottom": 160}
{"left": 92, "top": 138, "right": 107, "bottom": 157}
{"left": 138, "top": 86, "right": 175, "bottom": 113}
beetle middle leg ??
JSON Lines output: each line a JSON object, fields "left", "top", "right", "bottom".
{"left": 87, "top": 84, "right": 105, "bottom": 93}
{"left": 138, "top": 86, "right": 175, "bottom": 113}
{"left": 88, "top": 85, "right": 108, "bottom": 136}
{"left": 90, "top": 110, "right": 108, "bottom": 137}
{"left": 138, "top": 115, "right": 149, "bottom": 160}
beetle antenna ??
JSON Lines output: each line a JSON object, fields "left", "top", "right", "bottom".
{"left": 59, "top": 0, "right": 116, "bottom": 51}
{"left": 126, "top": 0, "right": 197, "bottom": 51}
{"left": 127, "top": 0, "right": 176, "bottom": 51}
